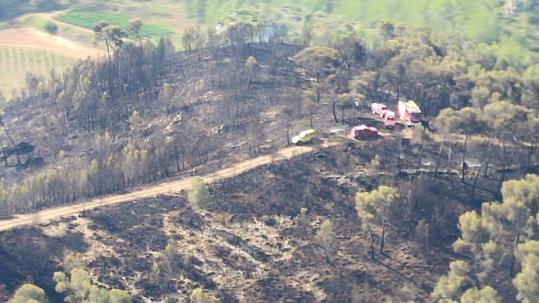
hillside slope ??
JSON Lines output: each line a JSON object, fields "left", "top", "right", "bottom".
{"left": 0, "top": 145, "right": 467, "bottom": 302}
{"left": 0, "top": 143, "right": 321, "bottom": 232}
{"left": 190, "top": 0, "right": 539, "bottom": 68}
{"left": 1, "top": 20, "right": 538, "bottom": 301}
{"left": 0, "top": 0, "right": 63, "bottom": 21}
{"left": 199, "top": 0, "right": 502, "bottom": 39}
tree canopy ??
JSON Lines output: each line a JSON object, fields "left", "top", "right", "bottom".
{"left": 433, "top": 175, "right": 539, "bottom": 302}
{"left": 8, "top": 284, "right": 48, "bottom": 303}
{"left": 356, "top": 186, "right": 398, "bottom": 257}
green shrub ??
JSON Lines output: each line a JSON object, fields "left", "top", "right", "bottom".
{"left": 8, "top": 284, "right": 47, "bottom": 303}
{"left": 43, "top": 22, "right": 58, "bottom": 35}
{"left": 188, "top": 177, "right": 212, "bottom": 209}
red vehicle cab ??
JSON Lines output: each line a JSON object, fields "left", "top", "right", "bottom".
{"left": 384, "top": 111, "right": 396, "bottom": 128}
{"left": 351, "top": 125, "right": 379, "bottom": 139}
{"left": 371, "top": 103, "right": 388, "bottom": 117}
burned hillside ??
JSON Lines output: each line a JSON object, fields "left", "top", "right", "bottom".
{"left": 1, "top": 25, "right": 538, "bottom": 219}
{"left": 1, "top": 22, "right": 539, "bottom": 302}
{"left": 0, "top": 42, "right": 318, "bottom": 215}
{"left": 0, "top": 143, "right": 482, "bottom": 302}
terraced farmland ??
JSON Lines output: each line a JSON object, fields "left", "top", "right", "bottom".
{"left": 0, "top": 28, "right": 100, "bottom": 99}
{"left": 0, "top": 46, "right": 75, "bottom": 98}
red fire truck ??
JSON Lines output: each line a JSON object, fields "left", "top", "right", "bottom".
{"left": 398, "top": 100, "right": 422, "bottom": 126}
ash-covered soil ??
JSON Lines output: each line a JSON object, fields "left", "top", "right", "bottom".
{"left": 0, "top": 142, "right": 476, "bottom": 303}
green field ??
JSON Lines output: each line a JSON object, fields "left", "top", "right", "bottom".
{"left": 52, "top": 0, "right": 195, "bottom": 45}
{"left": 0, "top": 0, "right": 194, "bottom": 99}
{"left": 194, "top": 0, "right": 505, "bottom": 41}
{"left": 2, "top": 0, "right": 538, "bottom": 99}
{"left": 187, "top": 0, "right": 539, "bottom": 69}
{"left": 0, "top": 46, "right": 75, "bottom": 98}
{"left": 56, "top": 10, "right": 172, "bottom": 38}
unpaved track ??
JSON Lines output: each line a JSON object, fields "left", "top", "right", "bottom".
{"left": 38, "top": 11, "right": 95, "bottom": 35}
{"left": 0, "top": 142, "right": 335, "bottom": 232}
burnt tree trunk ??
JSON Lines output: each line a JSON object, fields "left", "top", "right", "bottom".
{"left": 526, "top": 143, "right": 537, "bottom": 173}
{"left": 380, "top": 221, "right": 386, "bottom": 254}
{"left": 435, "top": 137, "right": 445, "bottom": 174}
{"left": 510, "top": 233, "right": 520, "bottom": 277}
{"left": 367, "top": 225, "right": 375, "bottom": 260}
{"left": 484, "top": 140, "right": 492, "bottom": 177}
{"left": 471, "top": 169, "right": 480, "bottom": 205}
{"left": 461, "top": 134, "right": 468, "bottom": 183}
{"left": 332, "top": 101, "right": 338, "bottom": 123}
{"left": 498, "top": 138, "right": 508, "bottom": 198}
{"left": 415, "top": 144, "right": 424, "bottom": 175}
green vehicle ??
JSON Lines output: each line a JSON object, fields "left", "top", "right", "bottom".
{"left": 291, "top": 128, "right": 316, "bottom": 144}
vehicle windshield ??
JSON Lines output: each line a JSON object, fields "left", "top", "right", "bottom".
{"left": 411, "top": 113, "right": 421, "bottom": 122}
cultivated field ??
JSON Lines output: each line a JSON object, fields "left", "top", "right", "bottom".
{"left": 55, "top": 0, "right": 194, "bottom": 45}
{"left": 0, "top": 0, "right": 195, "bottom": 99}
{"left": 0, "top": 28, "right": 100, "bottom": 99}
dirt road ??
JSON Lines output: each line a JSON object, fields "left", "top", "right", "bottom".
{"left": 0, "top": 142, "right": 335, "bottom": 232}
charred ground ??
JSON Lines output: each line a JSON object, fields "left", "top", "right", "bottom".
{"left": 0, "top": 24, "right": 538, "bottom": 302}
{"left": 0, "top": 140, "right": 489, "bottom": 302}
